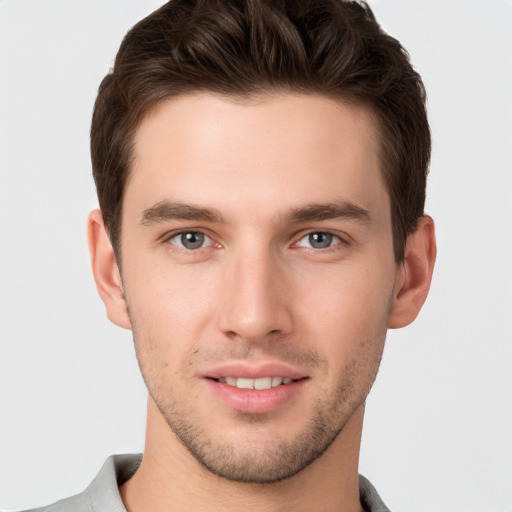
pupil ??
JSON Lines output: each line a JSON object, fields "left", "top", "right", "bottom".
{"left": 309, "top": 232, "right": 332, "bottom": 249}
{"left": 182, "top": 232, "right": 204, "bottom": 249}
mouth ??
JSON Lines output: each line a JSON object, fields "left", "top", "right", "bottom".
{"left": 205, "top": 372, "right": 308, "bottom": 414}
{"left": 212, "top": 376, "right": 300, "bottom": 390}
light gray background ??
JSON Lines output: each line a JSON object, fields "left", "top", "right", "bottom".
{"left": 1, "top": 1, "right": 511, "bottom": 510}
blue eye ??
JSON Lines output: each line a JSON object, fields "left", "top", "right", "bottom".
{"left": 298, "top": 232, "right": 341, "bottom": 249}
{"left": 169, "top": 231, "right": 211, "bottom": 250}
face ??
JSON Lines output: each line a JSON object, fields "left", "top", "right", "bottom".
{"left": 119, "top": 93, "right": 399, "bottom": 482}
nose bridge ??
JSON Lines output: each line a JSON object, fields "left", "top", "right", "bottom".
{"left": 218, "top": 242, "right": 291, "bottom": 342}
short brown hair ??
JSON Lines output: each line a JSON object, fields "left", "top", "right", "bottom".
{"left": 91, "top": 0, "right": 430, "bottom": 261}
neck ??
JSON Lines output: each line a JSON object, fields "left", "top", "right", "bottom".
{"left": 120, "top": 398, "right": 365, "bottom": 512}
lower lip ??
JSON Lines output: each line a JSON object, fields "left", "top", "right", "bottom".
{"left": 205, "top": 379, "right": 307, "bottom": 414}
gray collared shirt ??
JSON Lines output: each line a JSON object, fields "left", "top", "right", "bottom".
{"left": 21, "top": 454, "right": 391, "bottom": 512}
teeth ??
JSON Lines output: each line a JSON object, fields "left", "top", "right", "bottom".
{"left": 254, "top": 377, "right": 272, "bottom": 390}
{"left": 271, "top": 376, "right": 283, "bottom": 387}
{"left": 219, "top": 377, "right": 295, "bottom": 390}
{"left": 237, "top": 378, "right": 254, "bottom": 390}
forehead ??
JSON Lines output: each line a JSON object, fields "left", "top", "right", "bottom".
{"left": 127, "top": 92, "right": 387, "bottom": 220}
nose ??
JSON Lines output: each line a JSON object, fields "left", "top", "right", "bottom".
{"left": 217, "top": 246, "right": 293, "bottom": 344}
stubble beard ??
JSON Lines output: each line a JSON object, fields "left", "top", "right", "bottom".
{"left": 132, "top": 331, "right": 386, "bottom": 484}
{"left": 152, "top": 372, "right": 366, "bottom": 483}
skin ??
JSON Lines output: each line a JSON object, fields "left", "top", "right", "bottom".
{"left": 88, "top": 92, "right": 436, "bottom": 512}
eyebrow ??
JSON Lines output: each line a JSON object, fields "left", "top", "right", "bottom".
{"left": 140, "top": 201, "right": 224, "bottom": 225}
{"left": 285, "top": 201, "right": 371, "bottom": 224}
{"left": 140, "top": 199, "right": 371, "bottom": 227}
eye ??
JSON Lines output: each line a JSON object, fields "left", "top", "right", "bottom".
{"left": 168, "top": 231, "right": 213, "bottom": 250}
{"left": 296, "top": 232, "right": 342, "bottom": 249}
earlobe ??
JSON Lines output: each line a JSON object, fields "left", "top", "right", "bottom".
{"left": 388, "top": 215, "right": 437, "bottom": 329}
{"left": 87, "top": 209, "right": 132, "bottom": 330}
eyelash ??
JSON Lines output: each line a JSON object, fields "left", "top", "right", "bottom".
{"left": 294, "top": 231, "right": 345, "bottom": 250}
{"left": 165, "top": 231, "right": 217, "bottom": 251}
{"left": 164, "top": 229, "right": 348, "bottom": 253}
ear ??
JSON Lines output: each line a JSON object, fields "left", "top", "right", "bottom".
{"left": 87, "top": 209, "right": 132, "bottom": 330}
{"left": 388, "top": 215, "right": 437, "bottom": 329}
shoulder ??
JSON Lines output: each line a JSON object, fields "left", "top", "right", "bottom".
{"left": 13, "top": 454, "right": 142, "bottom": 512}
{"left": 17, "top": 493, "right": 92, "bottom": 512}
{"left": 359, "top": 474, "right": 392, "bottom": 512}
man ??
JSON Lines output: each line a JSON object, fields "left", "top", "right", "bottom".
{"left": 25, "top": 1, "right": 436, "bottom": 510}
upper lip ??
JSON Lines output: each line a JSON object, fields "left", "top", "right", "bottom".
{"left": 205, "top": 363, "right": 307, "bottom": 380}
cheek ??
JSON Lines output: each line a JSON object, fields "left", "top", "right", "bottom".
{"left": 298, "top": 258, "right": 394, "bottom": 315}
{"left": 123, "top": 260, "right": 219, "bottom": 355}
{"left": 293, "top": 260, "right": 395, "bottom": 354}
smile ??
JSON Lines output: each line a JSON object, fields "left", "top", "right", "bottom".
{"left": 216, "top": 376, "right": 295, "bottom": 390}
{"left": 207, "top": 375, "right": 307, "bottom": 414}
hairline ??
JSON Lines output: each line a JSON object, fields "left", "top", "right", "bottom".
{"left": 110, "top": 88, "right": 399, "bottom": 267}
